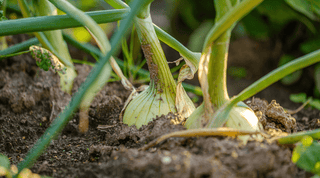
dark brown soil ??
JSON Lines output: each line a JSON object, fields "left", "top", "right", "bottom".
{"left": 1, "top": 36, "right": 319, "bottom": 178}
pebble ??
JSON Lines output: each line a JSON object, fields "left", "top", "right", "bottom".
{"left": 161, "top": 156, "right": 172, "bottom": 165}
{"left": 41, "top": 117, "right": 47, "bottom": 122}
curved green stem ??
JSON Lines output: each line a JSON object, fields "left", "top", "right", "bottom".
{"left": 0, "top": 9, "right": 129, "bottom": 36}
{"left": 104, "top": 0, "right": 129, "bottom": 9}
{"left": 233, "top": 49, "right": 320, "bottom": 107}
{"left": 15, "top": 0, "right": 146, "bottom": 175}
{"left": 0, "top": 8, "right": 198, "bottom": 71}
{"left": 49, "top": 0, "right": 110, "bottom": 54}
{"left": 278, "top": 128, "right": 320, "bottom": 144}
{"left": 154, "top": 25, "right": 200, "bottom": 69}
{"left": 203, "top": 0, "right": 263, "bottom": 51}
{"left": 0, "top": 50, "right": 30, "bottom": 59}
{"left": 0, "top": 38, "right": 38, "bottom": 56}
{"left": 211, "top": 49, "right": 320, "bottom": 128}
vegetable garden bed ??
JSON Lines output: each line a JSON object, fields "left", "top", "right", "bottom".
{"left": 0, "top": 34, "right": 318, "bottom": 178}
{"left": 1, "top": 0, "right": 320, "bottom": 177}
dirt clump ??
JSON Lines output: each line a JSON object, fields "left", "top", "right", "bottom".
{"left": 247, "top": 97, "right": 297, "bottom": 134}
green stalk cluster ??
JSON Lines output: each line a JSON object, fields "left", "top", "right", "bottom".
{"left": 49, "top": 0, "right": 140, "bottom": 133}
{"left": 48, "top": 0, "right": 114, "bottom": 133}
{"left": 122, "top": 4, "right": 195, "bottom": 128}
{"left": 16, "top": 0, "right": 146, "bottom": 173}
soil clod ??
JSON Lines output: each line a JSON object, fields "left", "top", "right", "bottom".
{"left": 247, "top": 98, "right": 297, "bottom": 134}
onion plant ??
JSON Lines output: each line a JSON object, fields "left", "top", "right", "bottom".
{"left": 121, "top": 0, "right": 197, "bottom": 128}
{"left": 1, "top": 0, "right": 320, "bottom": 176}
{"left": 185, "top": 0, "right": 263, "bottom": 132}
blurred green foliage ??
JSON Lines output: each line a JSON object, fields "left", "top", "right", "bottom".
{"left": 292, "top": 136, "right": 320, "bottom": 176}
{"left": 290, "top": 92, "right": 307, "bottom": 103}
{"left": 285, "top": 0, "right": 320, "bottom": 21}
{"left": 0, "top": 154, "right": 10, "bottom": 170}
{"left": 256, "top": 0, "right": 316, "bottom": 33}
{"left": 290, "top": 93, "right": 320, "bottom": 110}
{"left": 227, "top": 66, "right": 247, "bottom": 79}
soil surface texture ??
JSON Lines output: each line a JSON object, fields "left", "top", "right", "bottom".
{"left": 1, "top": 36, "right": 319, "bottom": 178}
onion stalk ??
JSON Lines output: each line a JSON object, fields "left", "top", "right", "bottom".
{"left": 48, "top": 0, "right": 137, "bottom": 133}
{"left": 19, "top": 0, "right": 77, "bottom": 94}
{"left": 122, "top": 1, "right": 195, "bottom": 128}
{"left": 185, "top": 0, "right": 262, "bottom": 134}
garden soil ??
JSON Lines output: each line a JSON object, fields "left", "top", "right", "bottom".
{"left": 1, "top": 36, "right": 319, "bottom": 178}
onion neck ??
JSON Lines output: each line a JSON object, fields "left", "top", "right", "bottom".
{"left": 207, "top": 30, "right": 231, "bottom": 108}
{"left": 134, "top": 15, "right": 176, "bottom": 97}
